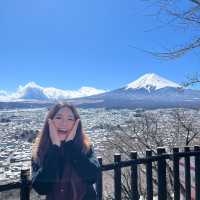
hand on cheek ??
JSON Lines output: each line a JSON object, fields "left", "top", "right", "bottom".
{"left": 48, "top": 119, "right": 61, "bottom": 147}
{"left": 65, "top": 119, "right": 80, "bottom": 142}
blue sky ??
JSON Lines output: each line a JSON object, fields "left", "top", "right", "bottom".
{"left": 0, "top": 0, "right": 199, "bottom": 92}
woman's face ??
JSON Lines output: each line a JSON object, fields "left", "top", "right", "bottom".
{"left": 52, "top": 106, "right": 76, "bottom": 141}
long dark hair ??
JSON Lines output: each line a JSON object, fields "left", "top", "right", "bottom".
{"left": 32, "top": 102, "right": 91, "bottom": 165}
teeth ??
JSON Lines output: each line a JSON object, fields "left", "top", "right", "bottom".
{"left": 58, "top": 128, "right": 67, "bottom": 132}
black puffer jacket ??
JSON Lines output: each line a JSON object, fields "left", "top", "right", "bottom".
{"left": 31, "top": 141, "right": 100, "bottom": 200}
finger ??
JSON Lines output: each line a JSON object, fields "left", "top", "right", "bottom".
{"left": 48, "top": 119, "right": 52, "bottom": 130}
{"left": 48, "top": 119, "right": 53, "bottom": 131}
{"left": 48, "top": 119, "right": 57, "bottom": 136}
{"left": 48, "top": 119, "right": 54, "bottom": 136}
{"left": 72, "top": 119, "right": 80, "bottom": 134}
{"left": 48, "top": 119, "right": 56, "bottom": 129}
{"left": 48, "top": 119, "right": 60, "bottom": 144}
{"left": 67, "top": 119, "right": 80, "bottom": 140}
{"left": 48, "top": 119, "right": 54, "bottom": 127}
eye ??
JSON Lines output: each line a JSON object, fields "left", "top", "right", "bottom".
{"left": 55, "top": 116, "right": 61, "bottom": 119}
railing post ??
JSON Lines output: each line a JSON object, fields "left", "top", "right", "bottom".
{"left": 146, "top": 150, "right": 153, "bottom": 200}
{"left": 96, "top": 157, "right": 103, "bottom": 200}
{"left": 157, "top": 147, "right": 167, "bottom": 200}
{"left": 194, "top": 146, "right": 200, "bottom": 200}
{"left": 173, "top": 147, "right": 180, "bottom": 200}
{"left": 184, "top": 146, "right": 191, "bottom": 200}
{"left": 20, "top": 169, "right": 30, "bottom": 200}
{"left": 114, "top": 154, "right": 121, "bottom": 200}
{"left": 130, "top": 151, "right": 139, "bottom": 200}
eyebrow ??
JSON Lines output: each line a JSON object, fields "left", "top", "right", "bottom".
{"left": 55, "top": 113, "right": 75, "bottom": 118}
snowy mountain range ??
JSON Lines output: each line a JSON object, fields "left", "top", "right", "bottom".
{"left": 1, "top": 73, "right": 200, "bottom": 109}
{"left": 0, "top": 82, "right": 107, "bottom": 101}
{"left": 68, "top": 73, "right": 200, "bottom": 109}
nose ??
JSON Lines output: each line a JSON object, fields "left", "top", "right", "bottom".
{"left": 60, "top": 119, "right": 68, "bottom": 126}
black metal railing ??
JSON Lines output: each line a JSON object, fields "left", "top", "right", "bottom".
{"left": 0, "top": 168, "right": 30, "bottom": 200}
{"left": 96, "top": 146, "right": 200, "bottom": 200}
{"left": 0, "top": 146, "right": 200, "bottom": 200}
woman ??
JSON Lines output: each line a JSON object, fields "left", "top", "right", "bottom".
{"left": 31, "top": 102, "right": 100, "bottom": 200}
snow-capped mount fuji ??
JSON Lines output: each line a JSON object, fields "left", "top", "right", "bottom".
{"left": 125, "top": 73, "right": 181, "bottom": 91}
{"left": 68, "top": 73, "right": 200, "bottom": 109}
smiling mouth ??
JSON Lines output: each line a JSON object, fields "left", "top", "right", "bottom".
{"left": 57, "top": 129, "right": 68, "bottom": 134}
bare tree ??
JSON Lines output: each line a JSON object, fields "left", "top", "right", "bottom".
{"left": 139, "top": 0, "right": 200, "bottom": 59}
{"left": 182, "top": 72, "right": 200, "bottom": 87}
{"left": 100, "top": 109, "right": 200, "bottom": 199}
{"left": 134, "top": 1, "right": 200, "bottom": 87}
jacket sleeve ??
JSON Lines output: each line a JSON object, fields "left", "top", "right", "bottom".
{"left": 31, "top": 145, "right": 61, "bottom": 195}
{"left": 63, "top": 141, "right": 100, "bottom": 184}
